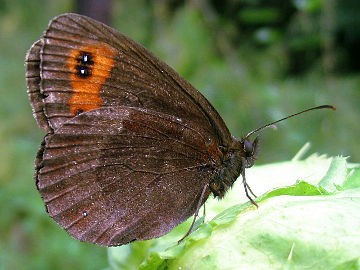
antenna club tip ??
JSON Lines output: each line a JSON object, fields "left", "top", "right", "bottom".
{"left": 320, "top": 105, "right": 336, "bottom": 111}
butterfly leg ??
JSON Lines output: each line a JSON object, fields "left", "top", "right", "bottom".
{"left": 241, "top": 157, "right": 258, "bottom": 207}
{"left": 178, "top": 182, "right": 209, "bottom": 244}
{"left": 245, "top": 182, "right": 257, "bottom": 199}
{"left": 202, "top": 201, "right": 206, "bottom": 223}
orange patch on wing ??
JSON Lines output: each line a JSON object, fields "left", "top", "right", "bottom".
{"left": 67, "top": 42, "right": 116, "bottom": 115}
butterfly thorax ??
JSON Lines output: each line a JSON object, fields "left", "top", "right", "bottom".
{"left": 209, "top": 136, "right": 259, "bottom": 198}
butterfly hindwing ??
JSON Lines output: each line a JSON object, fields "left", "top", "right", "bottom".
{"left": 36, "top": 106, "right": 213, "bottom": 245}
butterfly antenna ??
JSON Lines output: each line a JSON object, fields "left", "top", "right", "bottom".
{"left": 245, "top": 105, "right": 336, "bottom": 139}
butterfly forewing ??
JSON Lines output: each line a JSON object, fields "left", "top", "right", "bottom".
{"left": 34, "top": 13, "right": 231, "bottom": 145}
{"left": 26, "top": 40, "right": 54, "bottom": 133}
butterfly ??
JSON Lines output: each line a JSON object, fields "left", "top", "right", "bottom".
{"left": 25, "top": 13, "right": 334, "bottom": 246}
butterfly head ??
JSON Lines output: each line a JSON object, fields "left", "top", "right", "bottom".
{"left": 241, "top": 136, "right": 259, "bottom": 169}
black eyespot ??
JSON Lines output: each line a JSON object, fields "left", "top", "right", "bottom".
{"left": 76, "top": 65, "right": 92, "bottom": 78}
{"left": 78, "top": 51, "right": 94, "bottom": 65}
{"left": 75, "top": 109, "right": 84, "bottom": 115}
{"left": 75, "top": 51, "right": 94, "bottom": 78}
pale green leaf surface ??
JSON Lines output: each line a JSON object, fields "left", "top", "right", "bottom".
{"left": 319, "top": 156, "right": 348, "bottom": 192}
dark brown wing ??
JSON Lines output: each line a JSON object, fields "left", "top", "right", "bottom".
{"left": 25, "top": 13, "right": 232, "bottom": 147}
{"left": 36, "top": 106, "right": 213, "bottom": 246}
{"left": 26, "top": 40, "right": 53, "bottom": 133}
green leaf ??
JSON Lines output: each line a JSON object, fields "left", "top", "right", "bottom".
{"left": 293, "top": 0, "right": 323, "bottom": 12}
{"left": 333, "top": 257, "right": 360, "bottom": 270}
{"left": 109, "top": 154, "right": 360, "bottom": 270}
{"left": 344, "top": 166, "right": 360, "bottom": 190}
{"left": 238, "top": 7, "right": 281, "bottom": 24}
{"left": 319, "top": 156, "right": 348, "bottom": 192}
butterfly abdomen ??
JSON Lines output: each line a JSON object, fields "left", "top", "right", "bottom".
{"left": 209, "top": 149, "right": 243, "bottom": 198}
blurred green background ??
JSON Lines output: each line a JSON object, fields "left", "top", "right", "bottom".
{"left": 0, "top": 0, "right": 359, "bottom": 269}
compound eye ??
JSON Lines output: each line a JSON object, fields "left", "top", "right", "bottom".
{"left": 243, "top": 140, "right": 254, "bottom": 157}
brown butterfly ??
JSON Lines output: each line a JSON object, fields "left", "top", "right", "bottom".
{"left": 25, "top": 13, "right": 334, "bottom": 246}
